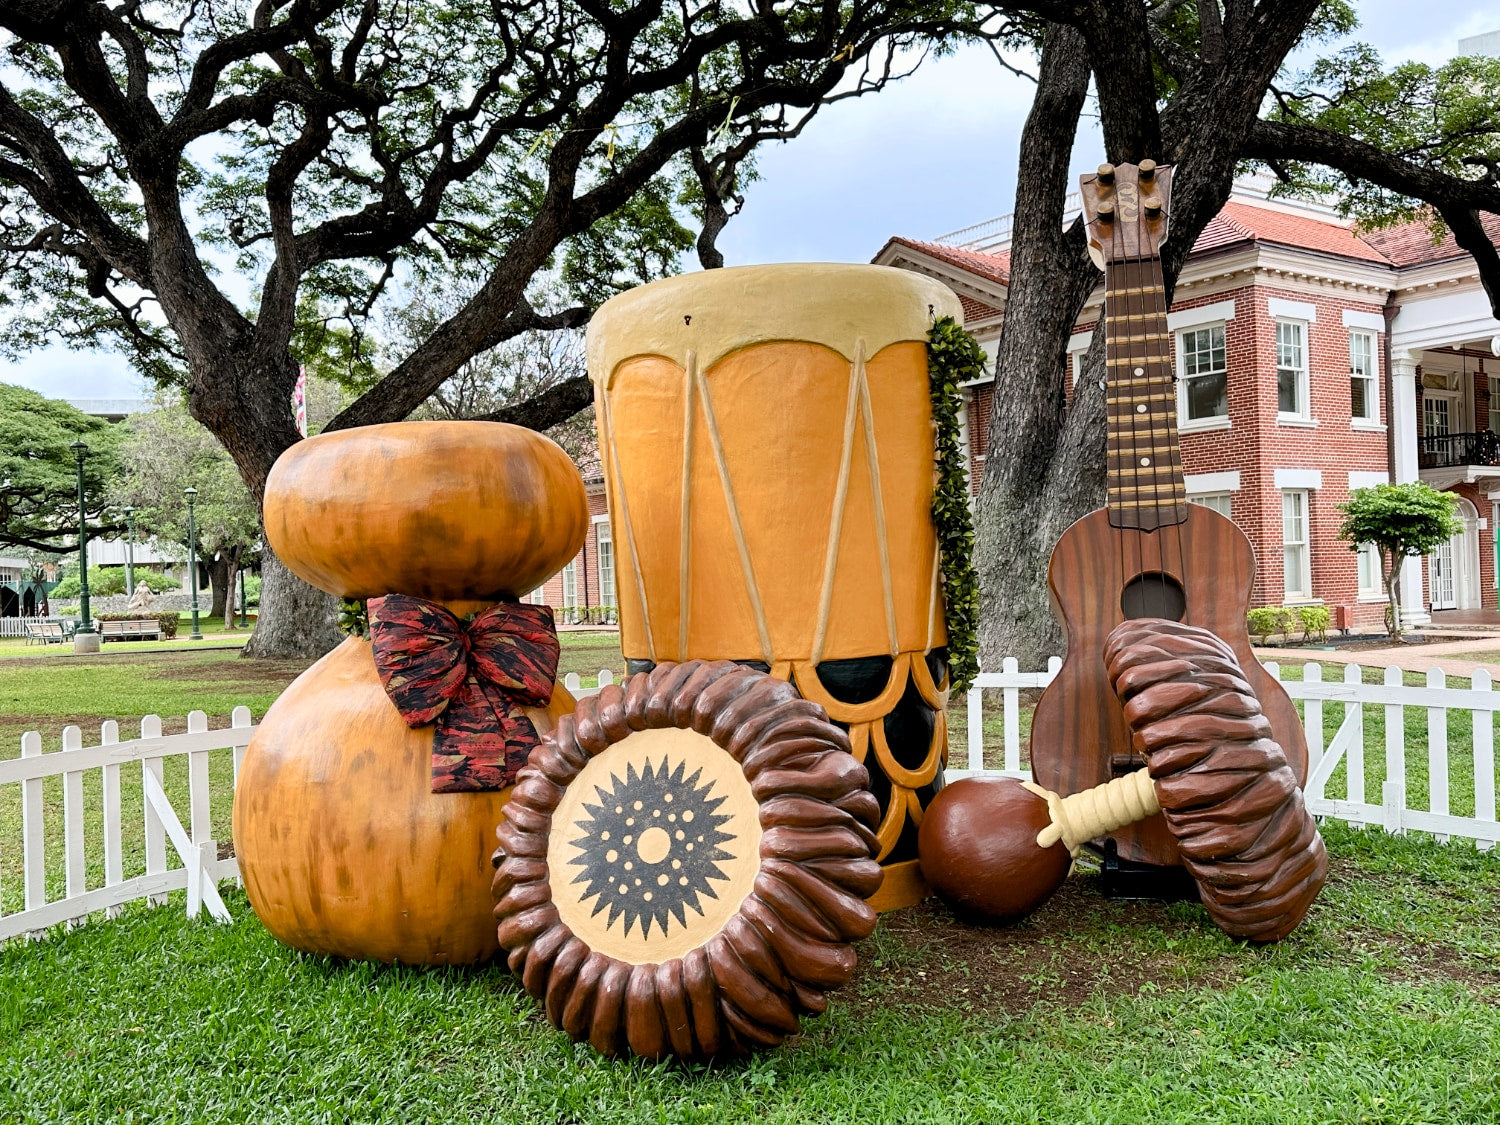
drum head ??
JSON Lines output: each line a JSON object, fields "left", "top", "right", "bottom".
{"left": 493, "top": 660, "right": 884, "bottom": 1061}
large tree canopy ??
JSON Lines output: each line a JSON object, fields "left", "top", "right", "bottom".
{"left": 0, "top": 382, "right": 120, "bottom": 554}
{"left": 0, "top": 0, "right": 1003, "bottom": 656}
{"left": 974, "top": 0, "right": 1500, "bottom": 667}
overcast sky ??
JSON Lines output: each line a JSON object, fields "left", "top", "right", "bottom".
{"left": 7, "top": 2, "right": 1498, "bottom": 402}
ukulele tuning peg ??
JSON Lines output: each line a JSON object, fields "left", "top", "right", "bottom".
{"left": 1097, "top": 199, "right": 1116, "bottom": 222}
{"left": 1096, "top": 163, "right": 1116, "bottom": 185}
{"left": 1143, "top": 194, "right": 1163, "bottom": 219}
{"left": 1139, "top": 159, "right": 1157, "bottom": 181}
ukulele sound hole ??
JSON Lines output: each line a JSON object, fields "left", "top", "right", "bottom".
{"left": 1121, "top": 573, "right": 1186, "bottom": 621}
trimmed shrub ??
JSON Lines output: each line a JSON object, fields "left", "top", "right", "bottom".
{"left": 1297, "top": 605, "right": 1331, "bottom": 643}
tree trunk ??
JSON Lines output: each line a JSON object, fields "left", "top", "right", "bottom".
{"left": 974, "top": 6, "right": 1323, "bottom": 670}
{"left": 974, "top": 24, "right": 1100, "bottom": 670}
{"left": 207, "top": 554, "right": 230, "bottom": 620}
{"left": 223, "top": 553, "right": 240, "bottom": 630}
{"left": 241, "top": 546, "right": 342, "bottom": 660}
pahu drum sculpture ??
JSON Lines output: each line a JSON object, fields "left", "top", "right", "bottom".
{"left": 234, "top": 421, "right": 588, "bottom": 964}
{"left": 493, "top": 660, "right": 883, "bottom": 1060}
{"left": 587, "top": 264, "right": 962, "bottom": 910}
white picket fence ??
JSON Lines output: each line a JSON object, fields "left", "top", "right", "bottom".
{"left": 957, "top": 658, "right": 1499, "bottom": 850}
{"left": 1, "top": 672, "right": 622, "bottom": 940}
{"left": 1, "top": 708, "right": 252, "bottom": 941}
{"left": 7, "top": 659, "right": 1497, "bottom": 942}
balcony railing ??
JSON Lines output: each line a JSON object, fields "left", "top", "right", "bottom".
{"left": 1419, "top": 431, "right": 1500, "bottom": 470}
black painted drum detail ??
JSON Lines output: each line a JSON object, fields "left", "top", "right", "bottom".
{"left": 566, "top": 757, "right": 736, "bottom": 939}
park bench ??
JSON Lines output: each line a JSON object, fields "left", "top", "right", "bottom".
{"left": 100, "top": 619, "right": 163, "bottom": 642}
{"left": 22, "top": 622, "right": 67, "bottom": 645}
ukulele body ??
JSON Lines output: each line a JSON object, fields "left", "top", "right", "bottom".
{"left": 1030, "top": 503, "right": 1309, "bottom": 868}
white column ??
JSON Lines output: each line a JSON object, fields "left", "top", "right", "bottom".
{"left": 1390, "top": 350, "right": 1431, "bottom": 626}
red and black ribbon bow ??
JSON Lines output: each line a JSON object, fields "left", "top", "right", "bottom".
{"left": 368, "top": 594, "right": 559, "bottom": 793}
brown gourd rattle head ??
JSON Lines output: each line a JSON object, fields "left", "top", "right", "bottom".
{"left": 263, "top": 421, "right": 589, "bottom": 602}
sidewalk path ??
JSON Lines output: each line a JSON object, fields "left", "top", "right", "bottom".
{"left": 1258, "top": 635, "right": 1500, "bottom": 680}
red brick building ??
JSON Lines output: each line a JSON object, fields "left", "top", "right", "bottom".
{"left": 875, "top": 179, "right": 1500, "bottom": 628}
{"left": 527, "top": 478, "right": 617, "bottom": 623}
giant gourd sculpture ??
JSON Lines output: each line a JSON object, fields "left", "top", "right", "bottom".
{"left": 586, "top": 264, "right": 962, "bottom": 910}
{"left": 234, "top": 421, "right": 588, "bottom": 965}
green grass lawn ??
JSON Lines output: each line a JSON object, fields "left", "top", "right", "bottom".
{"left": 2, "top": 823, "right": 1496, "bottom": 1124}
{"left": 3, "top": 642, "right": 1500, "bottom": 1121}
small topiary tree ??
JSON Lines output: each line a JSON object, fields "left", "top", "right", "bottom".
{"left": 1337, "top": 483, "right": 1463, "bottom": 639}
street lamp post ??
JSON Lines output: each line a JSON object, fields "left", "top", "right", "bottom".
{"left": 184, "top": 486, "right": 203, "bottom": 641}
{"left": 70, "top": 441, "right": 98, "bottom": 653}
{"left": 123, "top": 507, "right": 136, "bottom": 596}
{"left": 239, "top": 567, "right": 249, "bottom": 628}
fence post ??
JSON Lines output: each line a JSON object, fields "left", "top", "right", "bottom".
{"left": 1001, "top": 657, "right": 1021, "bottom": 774}
{"left": 564, "top": 672, "right": 582, "bottom": 694}
{"left": 1427, "top": 667, "right": 1449, "bottom": 844}
{"left": 1302, "top": 663, "right": 1324, "bottom": 784}
{"left": 62, "top": 725, "right": 86, "bottom": 918}
{"left": 101, "top": 719, "right": 124, "bottom": 917}
{"left": 966, "top": 680, "right": 984, "bottom": 773}
{"left": 21, "top": 731, "right": 45, "bottom": 916}
{"left": 1343, "top": 663, "right": 1365, "bottom": 819}
{"left": 231, "top": 705, "right": 253, "bottom": 791}
{"left": 598, "top": 668, "right": 614, "bottom": 688}
{"left": 142, "top": 714, "right": 168, "bottom": 906}
{"left": 1473, "top": 669, "right": 1496, "bottom": 851}
{"left": 1382, "top": 666, "right": 1406, "bottom": 835}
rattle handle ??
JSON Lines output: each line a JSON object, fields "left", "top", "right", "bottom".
{"left": 1022, "top": 768, "right": 1159, "bottom": 855}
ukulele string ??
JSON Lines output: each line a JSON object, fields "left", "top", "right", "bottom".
{"left": 1150, "top": 252, "right": 1189, "bottom": 614}
{"left": 1125, "top": 255, "right": 1148, "bottom": 610}
{"left": 1139, "top": 252, "right": 1169, "bottom": 616}
{"left": 1111, "top": 256, "right": 1142, "bottom": 607}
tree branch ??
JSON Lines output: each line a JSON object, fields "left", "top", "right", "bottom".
{"left": 471, "top": 373, "right": 595, "bottom": 431}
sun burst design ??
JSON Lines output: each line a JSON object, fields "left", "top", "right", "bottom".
{"left": 566, "top": 757, "right": 737, "bottom": 940}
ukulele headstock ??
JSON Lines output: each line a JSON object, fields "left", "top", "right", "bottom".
{"left": 1080, "top": 160, "right": 1173, "bottom": 270}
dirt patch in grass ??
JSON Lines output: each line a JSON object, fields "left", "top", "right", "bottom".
{"left": 1, "top": 711, "right": 198, "bottom": 739}
{"left": 147, "top": 655, "right": 313, "bottom": 684}
{"left": 846, "top": 878, "right": 1245, "bottom": 1020}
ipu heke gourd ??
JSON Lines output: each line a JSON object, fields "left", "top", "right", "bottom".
{"left": 233, "top": 421, "right": 588, "bottom": 965}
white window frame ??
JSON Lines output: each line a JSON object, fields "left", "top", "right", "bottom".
{"left": 1357, "top": 542, "right": 1385, "bottom": 601}
{"left": 1175, "top": 321, "right": 1231, "bottom": 432}
{"left": 1349, "top": 329, "right": 1381, "bottom": 427}
{"left": 561, "top": 558, "right": 579, "bottom": 609}
{"left": 1489, "top": 376, "right": 1500, "bottom": 436}
{"left": 1188, "top": 492, "right": 1232, "bottom": 519}
{"left": 1281, "top": 489, "right": 1314, "bottom": 602}
{"left": 593, "top": 515, "right": 616, "bottom": 609}
{"left": 1275, "top": 319, "right": 1313, "bottom": 424}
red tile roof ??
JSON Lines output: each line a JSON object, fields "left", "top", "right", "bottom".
{"left": 879, "top": 237, "right": 1011, "bottom": 285}
{"left": 1190, "top": 200, "right": 1391, "bottom": 263}
{"left": 1360, "top": 212, "right": 1500, "bottom": 267}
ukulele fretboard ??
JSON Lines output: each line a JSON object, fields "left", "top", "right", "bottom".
{"left": 1103, "top": 256, "right": 1188, "bottom": 531}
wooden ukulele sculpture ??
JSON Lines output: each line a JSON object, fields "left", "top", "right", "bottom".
{"left": 1028, "top": 160, "right": 1312, "bottom": 873}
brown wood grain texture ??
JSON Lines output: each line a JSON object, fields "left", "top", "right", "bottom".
{"left": 1104, "top": 618, "right": 1327, "bottom": 942}
{"left": 1030, "top": 505, "right": 1309, "bottom": 866}
{"left": 492, "top": 660, "right": 883, "bottom": 1060}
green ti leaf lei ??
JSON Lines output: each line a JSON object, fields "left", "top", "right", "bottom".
{"left": 926, "top": 316, "right": 983, "bottom": 693}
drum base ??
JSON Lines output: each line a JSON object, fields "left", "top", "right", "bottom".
{"left": 867, "top": 858, "right": 929, "bottom": 913}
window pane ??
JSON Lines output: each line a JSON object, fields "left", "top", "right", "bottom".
{"left": 1351, "top": 376, "right": 1367, "bottom": 418}
{"left": 1178, "top": 324, "right": 1228, "bottom": 420}
{"left": 1189, "top": 493, "right": 1232, "bottom": 518}
{"left": 1358, "top": 542, "right": 1381, "bottom": 594}
{"left": 1187, "top": 372, "right": 1228, "bottom": 420}
{"left": 1278, "top": 368, "right": 1299, "bottom": 413}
